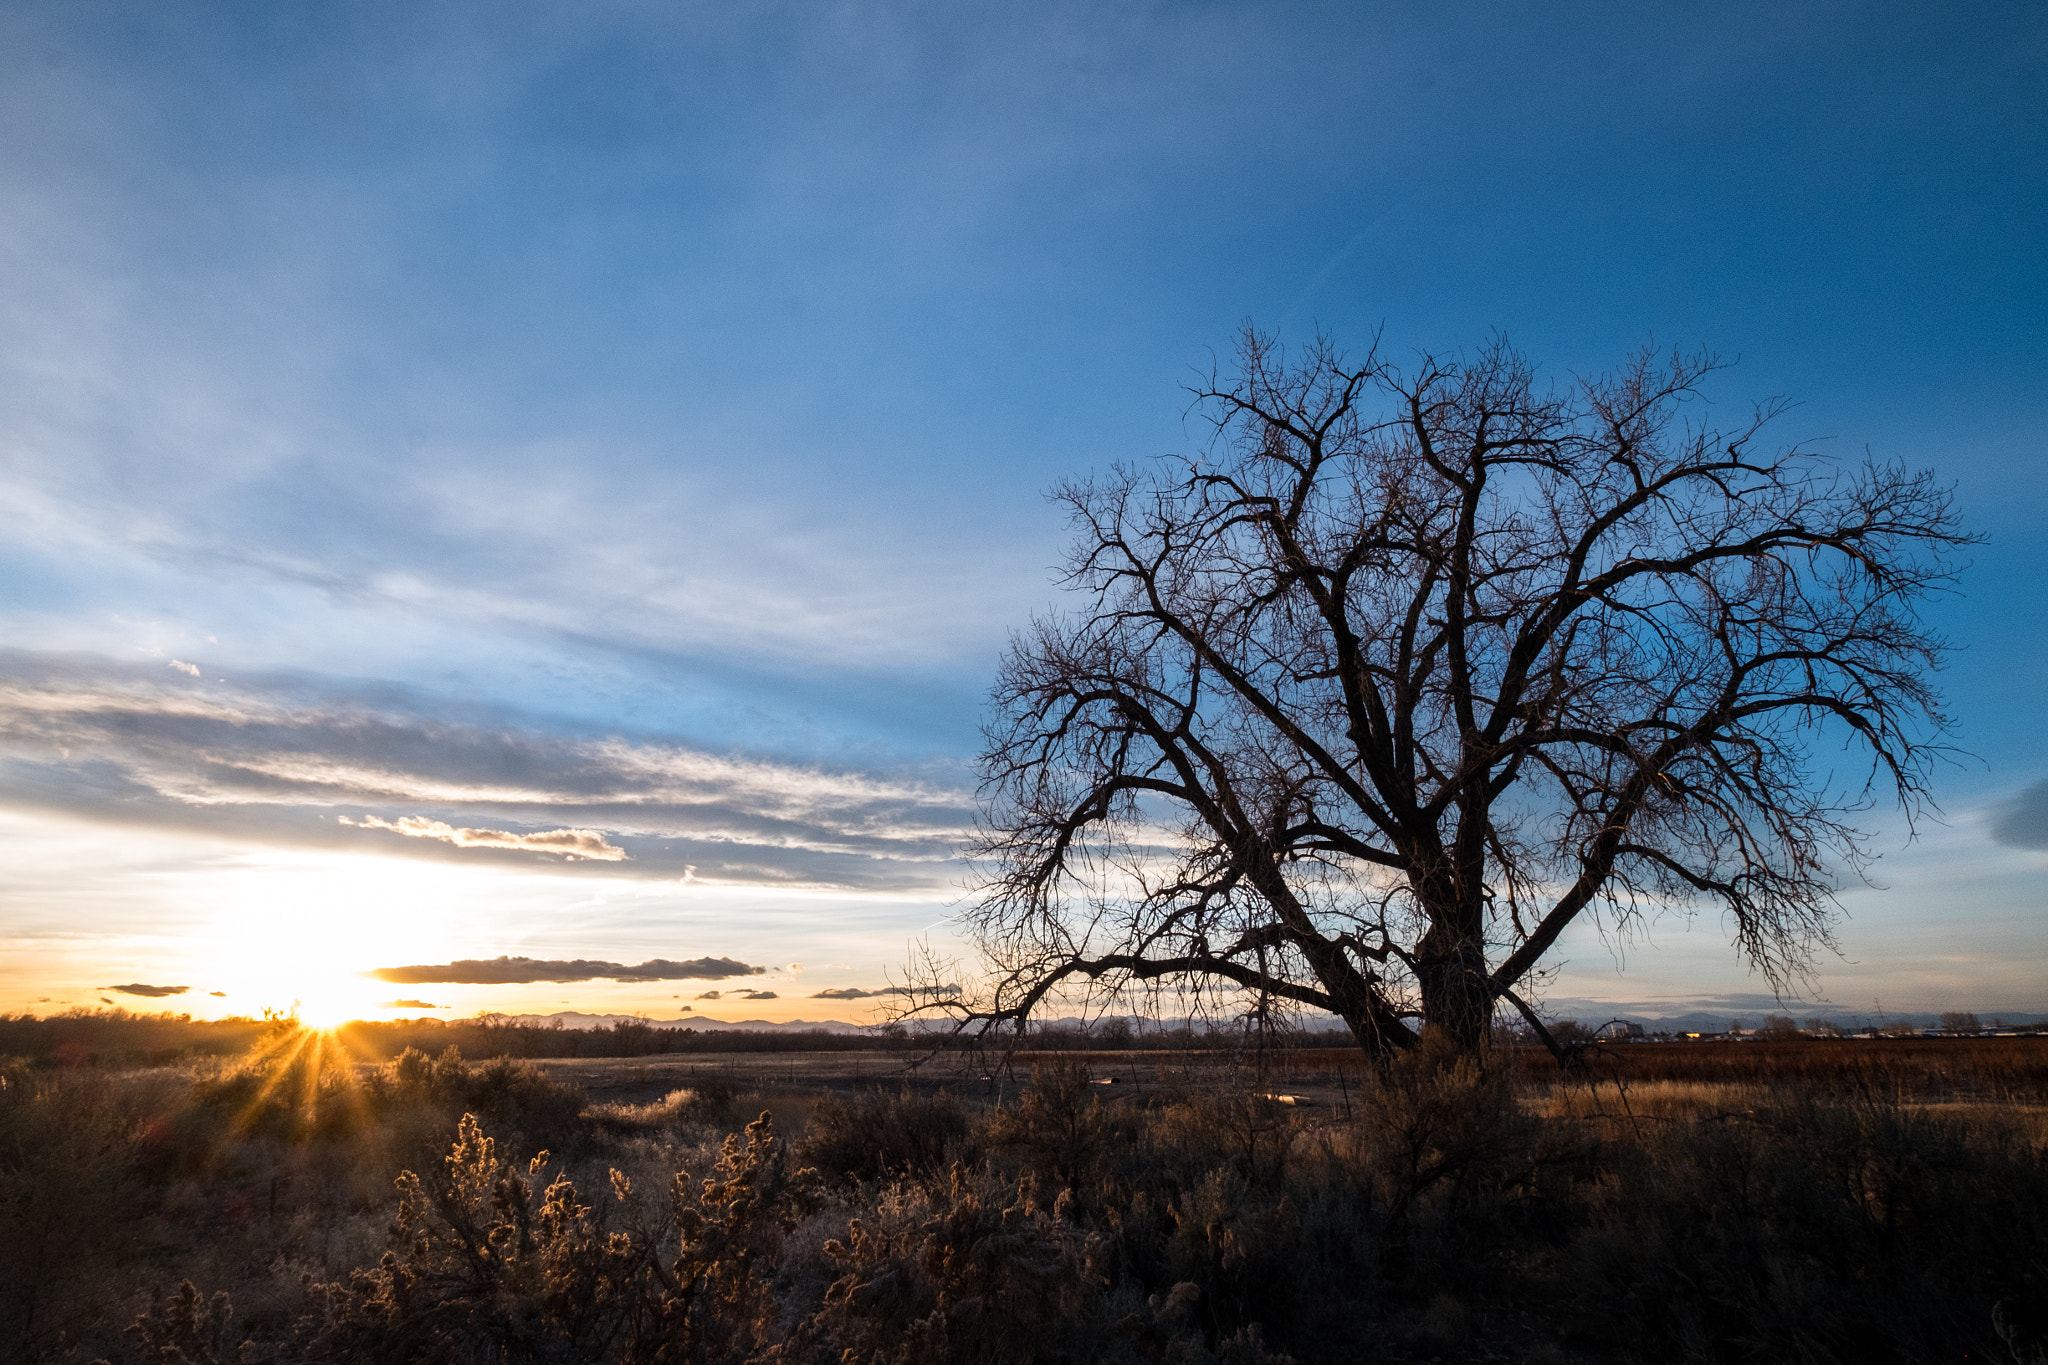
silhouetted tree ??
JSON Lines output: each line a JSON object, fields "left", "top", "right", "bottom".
{"left": 951, "top": 328, "right": 1968, "bottom": 1059}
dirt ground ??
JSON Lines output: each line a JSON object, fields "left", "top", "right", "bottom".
{"left": 527, "top": 1047, "right": 1371, "bottom": 1114}
{"left": 525, "top": 1037, "right": 2048, "bottom": 1113}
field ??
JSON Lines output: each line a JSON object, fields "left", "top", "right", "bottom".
{"left": 3, "top": 1029, "right": 2045, "bottom": 1363}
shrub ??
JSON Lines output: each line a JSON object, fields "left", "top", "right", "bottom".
{"left": 372, "top": 1046, "right": 588, "bottom": 1154}
{"left": 299, "top": 1111, "right": 660, "bottom": 1361}
{"left": 125, "top": 1280, "right": 236, "bottom": 1364}
{"left": 790, "top": 1164, "right": 1118, "bottom": 1365}
{"left": 0, "top": 1068, "right": 144, "bottom": 1360}
{"left": 297, "top": 1109, "right": 824, "bottom": 1364}
{"left": 800, "top": 1088, "right": 973, "bottom": 1184}
{"left": 984, "top": 1060, "right": 1117, "bottom": 1186}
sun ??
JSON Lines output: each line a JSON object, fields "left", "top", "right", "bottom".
{"left": 289, "top": 986, "right": 371, "bottom": 1031}
{"left": 199, "top": 854, "right": 459, "bottom": 1028}
{"left": 215, "top": 951, "right": 390, "bottom": 1029}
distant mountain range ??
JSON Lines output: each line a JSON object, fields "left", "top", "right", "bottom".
{"left": 1585, "top": 1011, "right": 2048, "bottom": 1034}
{"left": 491, "top": 1011, "right": 870, "bottom": 1034}
{"left": 474, "top": 1006, "right": 2048, "bottom": 1038}
{"left": 1530, "top": 1000, "right": 2048, "bottom": 1034}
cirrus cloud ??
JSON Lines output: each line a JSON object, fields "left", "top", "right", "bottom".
{"left": 340, "top": 813, "right": 626, "bottom": 860}
{"left": 0, "top": 650, "right": 972, "bottom": 891}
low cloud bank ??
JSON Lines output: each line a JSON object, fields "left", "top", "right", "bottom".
{"left": 809, "top": 983, "right": 960, "bottom": 1000}
{"left": 371, "top": 955, "right": 766, "bottom": 985}
{"left": 341, "top": 813, "right": 627, "bottom": 861}
{"left": 383, "top": 999, "right": 444, "bottom": 1009}
{"left": 101, "top": 982, "right": 189, "bottom": 997}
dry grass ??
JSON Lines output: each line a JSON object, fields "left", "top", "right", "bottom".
{"left": 5, "top": 1038, "right": 2046, "bottom": 1364}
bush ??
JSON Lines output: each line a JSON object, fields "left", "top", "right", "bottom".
{"left": 984, "top": 1059, "right": 1119, "bottom": 1186}
{"left": 800, "top": 1087, "right": 974, "bottom": 1184}
{"left": 371, "top": 1046, "right": 589, "bottom": 1154}
{"left": 298, "top": 1112, "right": 665, "bottom": 1361}
{"left": 0, "top": 1068, "right": 145, "bottom": 1359}
{"left": 294, "top": 1109, "right": 825, "bottom": 1364}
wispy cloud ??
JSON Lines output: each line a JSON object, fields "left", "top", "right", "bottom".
{"left": 370, "top": 955, "right": 766, "bottom": 985}
{"left": 100, "top": 982, "right": 188, "bottom": 997}
{"left": 736, "top": 989, "right": 778, "bottom": 1000}
{"left": 0, "top": 650, "right": 973, "bottom": 889}
{"left": 1990, "top": 780, "right": 2048, "bottom": 851}
{"left": 340, "top": 813, "right": 626, "bottom": 861}
{"left": 383, "top": 998, "right": 443, "bottom": 1009}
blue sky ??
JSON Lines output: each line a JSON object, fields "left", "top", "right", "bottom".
{"left": 0, "top": 0, "right": 2042, "bottom": 1024}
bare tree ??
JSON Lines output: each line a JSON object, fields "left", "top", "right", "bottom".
{"left": 948, "top": 329, "right": 1968, "bottom": 1060}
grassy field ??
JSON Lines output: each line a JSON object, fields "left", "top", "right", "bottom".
{"left": 3, "top": 1031, "right": 2045, "bottom": 1364}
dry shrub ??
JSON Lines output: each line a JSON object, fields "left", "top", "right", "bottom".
{"left": 1550, "top": 1085, "right": 2048, "bottom": 1361}
{"left": 1141, "top": 1087, "right": 1300, "bottom": 1188}
{"left": 125, "top": 1279, "right": 236, "bottom": 1364}
{"left": 300, "top": 1109, "right": 824, "bottom": 1363}
{"left": 790, "top": 1164, "right": 1111, "bottom": 1364}
{"left": 662, "top": 1111, "right": 828, "bottom": 1359}
{"left": 792, "top": 1163, "right": 1303, "bottom": 1365}
{"left": 299, "top": 1111, "right": 661, "bottom": 1361}
{"left": 1538, "top": 1078, "right": 1769, "bottom": 1122}
{"left": 374, "top": 1048, "right": 589, "bottom": 1153}
{"left": 799, "top": 1087, "right": 974, "bottom": 1184}
{"left": 1348, "top": 1031, "right": 1545, "bottom": 1229}
{"left": 0, "top": 1067, "right": 147, "bottom": 1359}
{"left": 586, "top": 1088, "right": 700, "bottom": 1135}
{"left": 984, "top": 1059, "right": 1125, "bottom": 1186}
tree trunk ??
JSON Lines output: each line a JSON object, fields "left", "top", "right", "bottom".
{"left": 1416, "top": 913, "right": 1492, "bottom": 1053}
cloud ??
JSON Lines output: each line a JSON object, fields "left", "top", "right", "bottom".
{"left": 1990, "top": 780, "right": 2048, "bottom": 850}
{"left": 370, "top": 954, "right": 766, "bottom": 985}
{"left": 383, "top": 998, "right": 443, "bottom": 1009}
{"left": 737, "top": 989, "right": 778, "bottom": 1000}
{"left": 695, "top": 991, "right": 721, "bottom": 999}
{"left": 0, "top": 651, "right": 972, "bottom": 891}
{"left": 168, "top": 660, "right": 200, "bottom": 677}
{"left": 809, "top": 983, "right": 960, "bottom": 1000}
{"left": 340, "top": 813, "right": 626, "bottom": 861}
{"left": 100, "top": 982, "right": 189, "bottom": 997}
{"left": 208, "top": 991, "right": 226, "bottom": 997}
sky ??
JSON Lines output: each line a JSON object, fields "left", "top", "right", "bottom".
{"left": 0, "top": 0, "right": 2042, "bottom": 1028}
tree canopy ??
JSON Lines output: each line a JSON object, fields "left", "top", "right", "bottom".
{"left": 946, "top": 330, "right": 1969, "bottom": 1058}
